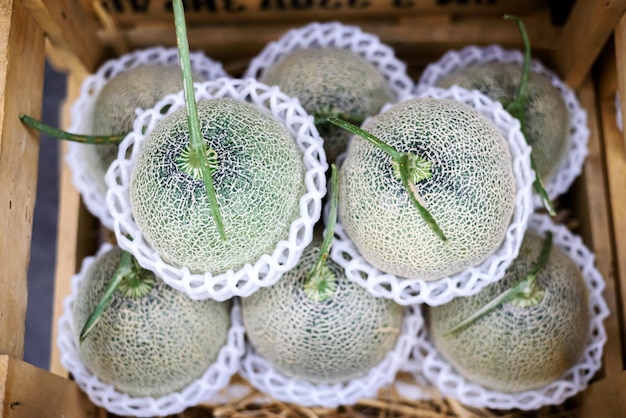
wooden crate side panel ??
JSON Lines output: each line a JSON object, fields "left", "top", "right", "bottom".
{"left": 575, "top": 77, "right": 624, "bottom": 376}
{"left": 93, "top": 0, "right": 550, "bottom": 26}
{"left": 551, "top": 0, "right": 626, "bottom": 89}
{"left": 598, "top": 41, "right": 626, "bottom": 372}
{"left": 0, "top": 355, "right": 102, "bottom": 417}
{"left": 0, "top": 0, "right": 45, "bottom": 359}
{"left": 20, "top": 0, "right": 109, "bottom": 73}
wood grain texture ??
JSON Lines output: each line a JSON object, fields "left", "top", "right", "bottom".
{"left": 0, "top": 0, "right": 45, "bottom": 359}
{"left": 575, "top": 77, "right": 624, "bottom": 377}
{"left": 551, "top": 0, "right": 626, "bottom": 89}
{"left": 0, "top": 355, "right": 100, "bottom": 417}
{"left": 20, "top": 0, "right": 108, "bottom": 73}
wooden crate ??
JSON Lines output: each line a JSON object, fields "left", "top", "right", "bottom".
{"left": 2, "top": 0, "right": 626, "bottom": 416}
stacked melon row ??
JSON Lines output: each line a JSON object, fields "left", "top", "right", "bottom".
{"left": 53, "top": 9, "right": 608, "bottom": 417}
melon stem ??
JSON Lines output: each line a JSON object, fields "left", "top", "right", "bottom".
{"left": 19, "top": 114, "right": 126, "bottom": 144}
{"left": 313, "top": 111, "right": 365, "bottom": 127}
{"left": 172, "top": 0, "right": 226, "bottom": 241}
{"left": 444, "top": 231, "right": 552, "bottom": 336}
{"left": 503, "top": 14, "right": 556, "bottom": 217}
{"left": 304, "top": 164, "right": 339, "bottom": 302}
{"left": 79, "top": 251, "right": 155, "bottom": 343}
{"left": 327, "top": 116, "right": 447, "bottom": 242}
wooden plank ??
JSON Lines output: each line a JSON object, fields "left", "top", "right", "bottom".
{"left": 551, "top": 0, "right": 626, "bottom": 89}
{"left": 575, "top": 77, "right": 624, "bottom": 376}
{"left": 0, "top": 355, "right": 100, "bottom": 417}
{"left": 20, "top": 0, "right": 109, "bottom": 73}
{"left": 94, "top": 0, "right": 549, "bottom": 26}
{"left": 615, "top": 14, "right": 626, "bottom": 148}
{"left": 49, "top": 73, "right": 101, "bottom": 378}
{"left": 578, "top": 370, "right": 626, "bottom": 417}
{"left": 0, "top": 0, "right": 45, "bottom": 359}
{"left": 597, "top": 45, "right": 626, "bottom": 372}
{"left": 100, "top": 15, "right": 559, "bottom": 71}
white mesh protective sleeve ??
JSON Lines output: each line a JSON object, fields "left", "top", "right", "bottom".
{"left": 330, "top": 86, "right": 534, "bottom": 306}
{"left": 105, "top": 77, "right": 327, "bottom": 301}
{"left": 66, "top": 46, "right": 228, "bottom": 230}
{"left": 239, "top": 305, "right": 426, "bottom": 407}
{"left": 405, "top": 213, "right": 609, "bottom": 410}
{"left": 56, "top": 243, "right": 246, "bottom": 417}
{"left": 244, "top": 21, "right": 413, "bottom": 101}
{"left": 415, "top": 44, "right": 589, "bottom": 207}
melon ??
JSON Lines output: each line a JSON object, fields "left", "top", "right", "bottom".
{"left": 241, "top": 239, "right": 403, "bottom": 384}
{"left": 338, "top": 97, "right": 516, "bottom": 280}
{"left": 436, "top": 62, "right": 569, "bottom": 183}
{"left": 84, "top": 65, "right": 205, "bottom": 196}
{"left": 428, "top": 230, "right": 590, "bottom": 392}
{"left": 129, "top": 97, "right": 306, "bottom": 274}
{"left": 72, "top": 246, "right": 231, "bottom": 397}
{"left": 260, "top": 47, "right": 395, "bottom": 162}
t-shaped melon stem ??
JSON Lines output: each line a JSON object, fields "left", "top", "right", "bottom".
{"left": 444, "top": 231, "right": 552, "bottom": 336}
{"left": 328, "top": 116, "right": 447, "bottom": 242}
{"left": 304, "top": 164, "right": 339, "bottom": 302}
{"left": 502, "top": 14, "right": 556, "bottom": 217}
{"left": 172, "top": 0, "right": 226, "bottom": 242}
{"left": 79, "top": 250, "right": 155, "bottom": 343}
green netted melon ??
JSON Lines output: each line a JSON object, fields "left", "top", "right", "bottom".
{"left": 260, "top": 47, "right": 395, "bottom": 162}
{"left": 85, "top": 65, "right": 204, "bottom": 196}
{"left": 130, "top": 97, "right": 306, "bottom": 274}
{"left": 339, "top": 98, "right": 516, "bottom": 281}
{"left": 72, "top": 246, "right": 231, "bottom": 397}
{"left": 436, "top": 62, "right": 569, "bottom": 183}
{"left": 241, "top": 242, "right": 403, "bottom": 384}
{"left": 428, "top": 230, "right": 590, "bottom": 392}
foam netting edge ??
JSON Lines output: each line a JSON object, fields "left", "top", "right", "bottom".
{"left": 406, "top": 213, "right": 610, "bottom": 411}
{"left": 415, "top": 44, "right": 590, "bottom": 207}
{"left": 330, "top": 86, "right": 535, "bottom": 307}
{"left": 56, "top": 243, "right": 246, "bottom": 417}
{"left": 105, "top": 77, "right": 328, "bottom": 301}
{"left": 243, "top": 20, "right": 413, "bottom": 101}
{"left": 239, "top": 304, "right": 426, "bottom": 408}
{"left": 66, "top": 46, "right": 229, "bottom": 230}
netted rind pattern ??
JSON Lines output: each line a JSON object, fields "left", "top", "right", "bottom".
{"left": 130, "top": 98, "right": 306, "bottom": 275}
{"left": 239, "top": 305, "right": 425, "bottom": 407}
{"left": 331, "top": 86, "right": 534, "bottom": 306}
{"left": 244, "top": 21, "right": 412, "bottom": 102}
{"left": 106, "top": 78, "right": 327, "bottom": 301}
{"left": 241, "top": 244, "right": 403, "bottom": 385}
{"left": 408, "top": 213, "right": 609, "bottom": 410}
{"left": 415, "top": 45, "right": 589, "bottom": 207}
{"left": 57, "top": 243, "right": 246, "bottom": 417}
{"left": 67, "top": 46, "right": 228, "bottom": 230}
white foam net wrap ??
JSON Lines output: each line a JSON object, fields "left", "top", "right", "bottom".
{"left": 56, "top": 243, "right": 246, "bottom": 417}
{"left": 415, "top": 45, "right": 589, "bottom": 208}
{"left": 331, "top": 86, "right": 534, "bottom": 306}
{"left": 106, "top": 77, "right": 327, "bottom": 301}
{"left": 244, "top": 21, "right": 413, "bottom": 101}
{"left": 405, "top": 213, "right": 609, "bottom": 411}
{"left": 239, "top": 305, "right": 426, "bottom": 408}
{"left": 66, "top": 46, "right": 228, "bottom": 230}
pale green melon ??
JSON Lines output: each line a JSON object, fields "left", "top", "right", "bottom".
{"left": 260, "top": 47, "right": 395, "bottom": 162}
{"left": 428, "top": 230, "right": 590, "bottom": 392}
{"left": 241, "top": 242, "right": 403, "bottom": 384}
{"left": 339, "top": 98, "right": 516, "bottom": 281}
{"left": 84, "top": 65, "right": 205, "bottom": 196}
{"left": 436, "top": 62, "right": 569, "bottom": 183}
{"left": 72, "top": 246, "right": 231, "bottom": 397}
{"left": 130, "top": 97, "right": 306, "bottom": 274}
